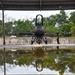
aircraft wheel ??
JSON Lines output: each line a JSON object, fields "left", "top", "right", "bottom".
{"left": 45, "top": 40, "right": 47, "bottom": 44}
{"left": 31, "top": 41, "right": 34, "bottom": 44}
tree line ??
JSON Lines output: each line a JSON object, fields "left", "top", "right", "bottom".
{"left": 0, "top": 10, "right": 75, "bottom": 37}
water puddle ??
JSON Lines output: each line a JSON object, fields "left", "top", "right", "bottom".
{"left": 0, "top": 47, "right": 75, "bottom": 75}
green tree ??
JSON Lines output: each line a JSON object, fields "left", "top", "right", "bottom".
{"left": 14, "top": 19, "right": 34, "bottom": 35}
{"left": 59, "top": 24, "right": 71, "bottom": 33}
{"left": 0, "top": 20, "right": 2, "bottom": 36}
{"left": 71, "top": 26, "right": 75, "bottom": 36}
{"left": 56, "top": 10, "right": 68, "bottom": 25}
{"left": 5, "top": 21, "right": 13, "bottom": 35}
{"left": 43, "top": 15, "right": 57, "bottom": 32}
{"left": 69, "top": 11, "right": 75, "bottom": 24}
{"left": 47, "top": 15, "right": 57, "bottom": 27}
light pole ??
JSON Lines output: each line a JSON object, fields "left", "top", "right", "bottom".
{"left": 2, "top": 9, "right": 6, "bottom": 75}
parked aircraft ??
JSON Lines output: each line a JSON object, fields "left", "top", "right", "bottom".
{"left": 19, "top": 14, "right": 48, "bottom": 44}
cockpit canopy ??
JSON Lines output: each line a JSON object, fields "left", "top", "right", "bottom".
{"left": 36, "top": 14, "right": 43, "bottom": 26}
{"left": 37, "top": 16, "right": 42, "bottom": 25}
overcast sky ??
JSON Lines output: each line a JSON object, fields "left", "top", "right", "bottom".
{"left": 0, "top": 10, "right": 75, "bottom": 21}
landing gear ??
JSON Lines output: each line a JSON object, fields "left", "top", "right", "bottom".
{"left": 31, "top": 40, "right": 34, "bottom": 44}
{"left": 31, "top": 36, "right": 34, "bottom": 44}
{"left": 44, "top": 40, "right": 47, "bottom": 44}
{"left": 31, "top": 36, "right": 48, "bottom": 44}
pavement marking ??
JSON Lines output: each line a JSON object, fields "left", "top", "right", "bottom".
{"left": 0, "top": 44, "right": 75, "bottom": 48}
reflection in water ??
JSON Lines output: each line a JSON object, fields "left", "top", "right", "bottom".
{"left": 35, "top": 59, "right": 43, "bottom": 72}
{"left": 0, "top": 48, "right": 75, "bottom": 75}
{"left": 33, "top": 47, "right": 45, "bottom": 72}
